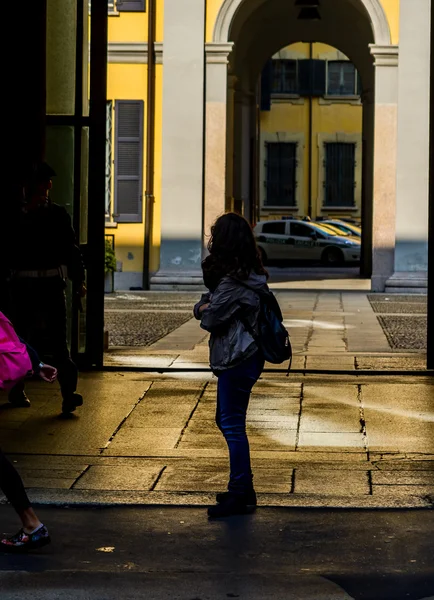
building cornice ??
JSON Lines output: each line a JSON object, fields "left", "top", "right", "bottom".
{"left": 205, "top": 42, "right": 234, "bottom": 64}
{"left": 108, "top": 42, "right": 163, "bottom": 64}
{"left": 369, "top": 44, "right": 399, "bottom": 67}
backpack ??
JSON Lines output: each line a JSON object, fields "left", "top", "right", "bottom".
{"left": 235, "top": 280, "right": 292, "bottom": 368}
{"left": 0, "top": 312, "right": 33, "bottom": 391}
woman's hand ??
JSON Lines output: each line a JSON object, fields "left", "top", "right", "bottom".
{"left": 39, "top": 364, "right": 58, "bottom": 383}
{"left": 199, "top": 303, "right": 210, "bottom": 313}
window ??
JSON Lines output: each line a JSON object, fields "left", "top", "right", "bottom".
{"left": 105, "top": 101, "right": 113, "bottom": 219}
{"left": 265, "top": 142, "right": 297, "bottom": 208}
{"left": 324, "top": 142, "right": 356, "bottom": 207}
{"left": 327, "top": 61, "right": 359, "bottom": 96}
{"left": 290, "top": 222, "right": 313, "bottom": 238}
{"left": 116, "top": 0, "right": 146, "bottom": 11}
{"left": 262, "top": 222, "right": 286, "bottom": 235}
{"left": 114, "top": 100, "right": 144, "bottom": 223}
{"left": 272, "top": 60, "right": 298, "bottom": 94}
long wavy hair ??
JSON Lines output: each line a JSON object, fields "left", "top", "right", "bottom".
{"left": 202, "top": 213, "right": 268, "bottom": 292}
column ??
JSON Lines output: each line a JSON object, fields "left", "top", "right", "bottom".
{"left": 233, "top": 90, "right": 254, "bottom": 217}
{"left": 389, "top": 0, "right": 431, "bottom": 291}
{"left": 225, "top": 74, "right": 238, "bottom": 212}
{"left": 203, "top": 43, "right": 234, "bottom": 243}
{"left": 152, "top": 0, "right": 206, "bottom": 287}
{"left": 369, "top": 45, "right": 399, "bottom": 292}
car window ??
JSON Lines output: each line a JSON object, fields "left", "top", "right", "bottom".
{"left": 290, "top": 223, "right": 314, "bottom": 238}
{"left": 313, "top": 223, "right": 337, "bottom": 236}
{"left": 262, "top": 222, "right": 286, "bottom": 235}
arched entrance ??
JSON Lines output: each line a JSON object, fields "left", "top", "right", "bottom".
{"left": 204, "top": 0, "right": 398, "bottom": 290}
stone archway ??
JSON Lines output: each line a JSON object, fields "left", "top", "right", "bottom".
{"left": 213, "top": 0, "right": 391, "bottom": 46}
{"left": 204, "top": 0, "right": 399, "bottom": 290}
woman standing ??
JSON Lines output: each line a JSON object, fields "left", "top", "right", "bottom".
{"left": 194, "top": 213, "right": 270, "bottom": 518}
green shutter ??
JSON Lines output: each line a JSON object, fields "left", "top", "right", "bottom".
{"left": 114, "top": 100, "right": 144, "bottom": 223}
{"left": 265, "top": 142, "right": 297, "bottom": 207}
{"left": 298, "top": 60, "right": 326, "bottom": 96}
{"left": 261, "top": 60, "right": 273, "bottom": 111}
{"left": 324, "top": 143, "right": 356, "bottom": 207}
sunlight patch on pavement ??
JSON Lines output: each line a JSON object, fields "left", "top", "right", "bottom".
{"left": 308, "top": 389, "right": 434, "bottom": 423}
{"left": 104, "top": 355, "right": 174, "bottom": 367}
{"left": 284, "top": 319, "right": 354, "bottom": 330}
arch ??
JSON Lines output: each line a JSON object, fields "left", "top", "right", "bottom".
{"left": 213, "top": 0, "right": 392, "bottom": 46}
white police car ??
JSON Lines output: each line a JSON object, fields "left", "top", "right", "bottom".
{"left": 254, "top": 219, "right": 361, "bottom": 265}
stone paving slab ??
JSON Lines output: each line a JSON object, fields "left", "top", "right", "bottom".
{"left": 104, "top": 291, "right": 430, "bottom": 371}
{"left": 1, "top": 373, "right": 434, "bottom": 508}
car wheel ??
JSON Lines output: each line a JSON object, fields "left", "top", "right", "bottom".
{"left": 322, "top": 247, "right": 344, "bottom": 266}
{"left": 258, "top": 246, "right": 268, "bottom": 265}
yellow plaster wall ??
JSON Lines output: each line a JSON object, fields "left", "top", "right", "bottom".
{"left": 105, "top": 6, "right": 164, "bottom": 277}
{"left": 380, "top": 0, "right": 400, "bottom": 44}
{"left": 106, "top": 61, "right": 163, "bottom": 274}
{"left": 108, "top": 0, "right": 164, "bottom": 42}
{"left": 260, "top": 43, "right": 363, "bottom": 219}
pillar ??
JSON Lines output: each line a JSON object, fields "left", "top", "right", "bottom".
{"left": 387, "top": 0, "right": 431, "bottom": 292}
{"left": 369, "top": 45, "right": 399, "bottom": 291}
{"left": 152, "top": 0, "right": 206, "bottom": 288}
{"left": 225, "top": 74, "right": 238, "bottom": 212}
{"left": 203, "top": 43, "right": 234, "bottom": 244}
{"left": 233, "top": 90, "right": 255, "bottom": 218}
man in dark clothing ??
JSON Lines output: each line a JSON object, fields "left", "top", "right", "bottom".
{"left": 5, "top": 162, "right": 86, "bottom": 415}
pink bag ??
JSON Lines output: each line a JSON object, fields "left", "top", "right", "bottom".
{"left": 0, "top": 312, "right": 33, "bottom": 391}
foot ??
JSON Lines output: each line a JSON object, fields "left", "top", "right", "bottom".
{"left": 8, "top": 391, "right": 31, "bottom": 408}
{"left": 62, "top": 392, "right": 83, "bottom": 415}
{"left": 208, "top": 493, "right": 251, "bottom": 518}
{"left": 216, "top": 489, "right": 257, "bottom": 506}
{"left": 0, "top": 525, "right": 51, "bottom": 553}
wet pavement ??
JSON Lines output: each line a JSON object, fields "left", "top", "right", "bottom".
{"left": 0, "top": 506, "right": 433, "bottom": 599}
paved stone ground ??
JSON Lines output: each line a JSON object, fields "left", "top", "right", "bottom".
{"left": 368, "top": 295, "right": 428, "bottom": 350}
{"left": 1, "top": 372, "right": 433, "bottom": 509}
{"left": 104, "top": 293, "right": 198, "bottom": 347}
{"left": 104, "top": 290, "right": 428, "bottom": 371}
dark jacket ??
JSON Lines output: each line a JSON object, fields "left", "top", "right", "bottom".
{"left": 194, "top": 272, "right": 269, "bottom": 372}
{"left": 5, "top": 202, "right": 85, "bottom": 284}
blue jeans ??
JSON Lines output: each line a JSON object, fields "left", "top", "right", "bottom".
{"left": 216, "top": 352, "right": 264, "bottom": 494}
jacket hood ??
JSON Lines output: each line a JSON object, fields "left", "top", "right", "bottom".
{"left": 225, "top": 271, "right": 269, "bottom": 293}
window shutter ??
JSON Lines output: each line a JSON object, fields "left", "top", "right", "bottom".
{"left": 116, "top": 0, "right": 146, "bottom": 11}
{"left": 324, "top": 142, "right": 356, "bottom": 207}
{"left": 311, "top": 60, "right": 326, "bottom": 96}
{"left": 265, "top": 142, "right": 297, "bottom": 207}
{"left": 114, "top": 100, "right": 144, "bottom": 223}
{"left": 298, "top": 60, "right": 326, "bottom": 96}
{"left": 356, "top": 72, "right": 363, "bottom": 96}
{"left": 260, "top": 60, "right": 273, "bottom": 111}
{"left": 298, "top": 60, "right": 311, "bottom": 96}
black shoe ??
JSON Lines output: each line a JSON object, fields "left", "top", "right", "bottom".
{"left": 8, "top": 391, "right": 31, "bottom": 408}
{"left": 208, "top": 494, "right": 251, "bottom": 518}
{"left": 62, "top": 393, "right": 83, "bottom": 414}
{"left": 216, "top": 489, "right": 257, "bottom": 506}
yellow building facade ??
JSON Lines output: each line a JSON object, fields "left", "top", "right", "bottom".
{"left": 259, "top": 42, "right": 363, "bottom": 223}
{"left": 105, "top": 0, "right": 431, "bottom": 292}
